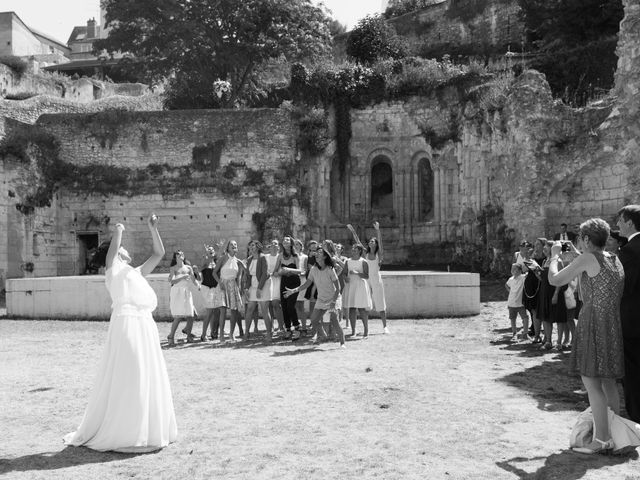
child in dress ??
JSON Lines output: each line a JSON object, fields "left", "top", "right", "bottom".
{"left": 505, "top": 263, "right": 529, "bottom": 341}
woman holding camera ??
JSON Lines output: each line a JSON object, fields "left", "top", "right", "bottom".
{"left": 548, "top": 218, "right": 625, "bottom": 454}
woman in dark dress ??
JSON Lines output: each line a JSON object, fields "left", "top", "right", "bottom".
{"left": 537, "top": 239, "right": 560, "bottom": 350}
{"left": 549, "top": 218, "right": 625, "bottom": 454}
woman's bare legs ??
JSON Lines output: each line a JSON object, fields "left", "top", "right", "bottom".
{"left": 358, "top": 308, "right": 369, "bottom": 338}
{"left": 244, "top": 302, "right": 259, "bottom": 340}
{"left": 581, "top": 376, "right": 616, "bottom": 448}
{"left": 168, "top": 315, "right": 184, "bottom": 344}
{"left": 349, "top": 308, "right": 357, "bottom": 336}
{"left": 259, "top": 301, "right": 273, "bottom": 340}
{"left": 271, "top": 300, "right": 284, "bottom": 332}
{"left": 329, "top": 311, "right": 345, "bottom": 346}
{"left": 201, "top": 308, "right": 214, "bottom": 340}
{"left": 218, "top": 307, "right": 227, "bottom": 342}
{"left": 309, "top": 308, "right": 326, "bottom": 341}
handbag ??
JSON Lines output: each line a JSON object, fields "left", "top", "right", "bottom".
{"left": 564, "top": 288, "right": 577, "bottom": 309}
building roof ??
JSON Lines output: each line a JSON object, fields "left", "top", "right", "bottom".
{"left": 43, "top": 58, "right": 121, "bottom": 71}
{"left": 67, "top": 25, "right": 102, "bottom": 45}
{"left": 0, "top": 11, "right": 69, "bottom": 51}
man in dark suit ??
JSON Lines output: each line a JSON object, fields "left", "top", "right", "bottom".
{"left": 617, "top": 205, "right": 640, "bottom": 422}
{"left": 553, "top": 223, "right": 577, "bottom": 242}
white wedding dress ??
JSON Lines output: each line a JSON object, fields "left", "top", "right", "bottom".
{"left": 64, "top": 257, "right": 178, "bottom": 452}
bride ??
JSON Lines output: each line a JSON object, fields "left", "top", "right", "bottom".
{"left": 64, "top": 214, "right": 177, "bottom": 453}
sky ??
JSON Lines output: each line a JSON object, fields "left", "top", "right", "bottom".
{"left": 2, "top": 0, "right": 387, "bottom": 45}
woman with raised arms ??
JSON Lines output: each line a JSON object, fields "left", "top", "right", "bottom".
{"left": 64, "top": 214, "right": 177, "bottom": 452}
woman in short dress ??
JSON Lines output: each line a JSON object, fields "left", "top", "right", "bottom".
{"left": 549, "top": 218, "right": 625, "bottom": 454}
{"left": 537, "top": 239, "right": 559, "bottom": 350}
{"left": 64, "top": 215, "right": 177, "bottom": 452}
{"left": 266, "top": 239, "right": 285, "bottom": 333}
{"left": 213, "top": 240, "right": 245, "bottom": 342}
{"left": 342, "top": 243, "right": 372, "bottom": 338}
{"left": 167, "top": 250, "right": 198, "bottom": 346}
{"left": 284, "top": 247, "right": 345, "bottom": 348}
{"left": 244, "top": 240, "right": 273, "bottom": 341}
{"left": 199, "top": 245, "right": 225, "bottom": 341}
{"left": 348, "top": 222, "right": 389, "bottom": 334}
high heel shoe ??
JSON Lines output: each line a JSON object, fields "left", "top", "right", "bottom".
{"left": 166, "top": 335, "right": 175, "bottom": 347}
{"left": 572, "top": 438, "right": 614, "bottom": 454}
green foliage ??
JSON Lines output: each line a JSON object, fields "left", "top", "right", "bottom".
{"left": 97, "top": 0, "right": 333, "bottom": 109}
{"left": 384, "top": 0, "right": 440, "bottom": 19}
{"left": 346, "top": 15, "right": 408, "bottom": 65}
{"left": 294, "top": 108, "right": 331, "bottom": 155}
{"left": 192, "top": 140, "right": 225, "bottom": 171}
{"left": 518, "top": 0, "right": 623, "bottom": 105}
{"left": 0, "top": 55, "right": 28, "bottom": 77}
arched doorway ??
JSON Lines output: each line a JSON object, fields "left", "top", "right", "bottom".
{"left": 371, "top": 157, "right": 393, "bottom": 215}
{"left": 418, "top": 158, "right": 434, "bottom": 220}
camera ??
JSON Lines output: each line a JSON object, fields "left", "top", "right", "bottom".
{"left": 561, "top": 241, "right": 571, "bottom": 252}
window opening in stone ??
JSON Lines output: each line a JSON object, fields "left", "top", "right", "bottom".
{"left": 371, "top": 158, "right": 393, "bottom": 213}
{"left": 418, "top": 158, "right": 434, "bottom": 220}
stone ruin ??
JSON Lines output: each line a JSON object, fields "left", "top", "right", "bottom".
{"left": 0, "top": 0, "right": 639, "bottom": 291}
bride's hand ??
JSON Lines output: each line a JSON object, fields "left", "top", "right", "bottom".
{"left": 147, "top": 214, "right": 159, "bottom": 228}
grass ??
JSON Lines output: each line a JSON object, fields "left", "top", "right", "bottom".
{"left": 1, "top": 302, "right": 639, "bottom": 479}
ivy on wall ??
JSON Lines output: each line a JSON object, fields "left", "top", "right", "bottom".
{"left": 0, "top": 128, "right": 294, "bottom": 216}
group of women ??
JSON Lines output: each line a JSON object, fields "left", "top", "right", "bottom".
{"left": 165, "top": 222, "right": 390, "bottom": 347}
{"left": 515, "top": 218, "right": 638, "bottom": 455}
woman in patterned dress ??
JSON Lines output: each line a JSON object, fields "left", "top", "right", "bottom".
{"left": 213, "top": 240, "right": 246, "bottom": 342}
{"left": 549, "top": 218, "right": 625, "bottom": 454}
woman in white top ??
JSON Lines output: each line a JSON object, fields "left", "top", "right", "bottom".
{"left": 349, "top": 222, "right": 389, "bottom": 334}
{"left": 167, "top": 250, "right": 199, "bottom": 346}
{"left": 266, "top": 239, "right": 285, "bottom": 333}
{"left": 64, "top": 214, "right": 177, "bottom": 452}
{"left": 244, "top": 240, "right": 273, "bottom": 341}
{"left": 342, "top": 242, "right": 372, "bottom": 338}
{"left": 213, "top": 240, "right": 246, "bottom": 342}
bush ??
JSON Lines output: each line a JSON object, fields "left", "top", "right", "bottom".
{"left": 346, "top": 15, "right": 408, "bottom": 65}
{"left": 0, "top": 55, "right": 28, "bottom": 77}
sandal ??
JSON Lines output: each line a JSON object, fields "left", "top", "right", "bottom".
{"left": 572, "top": 438, "right": 613, "bottom": 454}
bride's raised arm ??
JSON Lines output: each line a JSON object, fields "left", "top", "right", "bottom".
{"left": 140, "top": 214, "right": 166, "bottom": 276}
{"left": 105, "top": 223, "right": 125, "bottom": 270}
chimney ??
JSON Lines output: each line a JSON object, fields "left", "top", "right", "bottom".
{"left": 87, "top": 18, "right": 97, "bottom": 38}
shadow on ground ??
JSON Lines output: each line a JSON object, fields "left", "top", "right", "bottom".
{"left": 497, "top": 449, "right": 638, "bottom": 479}
{"left": 0, "top": 446, "right": 146, "bottom": 475}
{"left": 491, "top": 329, "right": 588, "bottom": 412}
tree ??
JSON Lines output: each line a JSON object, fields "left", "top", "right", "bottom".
{"left": 95, "top": 0, "right": 333, "bottom": 109}
{"left": 328, "top": 19, "right": 347, "bottom": 37}
{"left": 518, "top": 0, "right": 624, "bottom": 105}
{"left": 346, "top": 15, "right": 408, "bottom": 65}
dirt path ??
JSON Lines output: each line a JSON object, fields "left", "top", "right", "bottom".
{"left": 0, "top": 302, "right": 638, "bottom": 479}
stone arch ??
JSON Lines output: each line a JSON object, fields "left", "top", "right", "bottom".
{"left": 417, "top": 157, "right": 435, "bottom": 220}
{"left": 410, "top": 151, "right": 437, "bottom": 222}
{"left": 370, "top": 155, "right": 394, "bottom": 214}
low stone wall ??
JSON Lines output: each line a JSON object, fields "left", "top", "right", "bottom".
{"left": 5, "top": 271, "right": 480, "bottom": 320}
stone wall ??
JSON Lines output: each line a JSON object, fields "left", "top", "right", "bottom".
{"left": 1, "top": 108, "right": 301, "bottom": 287}
{"left": 333, "top": 0, "right": 523, "bottom": 60}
